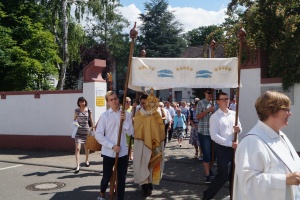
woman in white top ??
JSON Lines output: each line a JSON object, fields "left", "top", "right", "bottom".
{"left": 233, "top": 91, "right": 300, "bottom": 200}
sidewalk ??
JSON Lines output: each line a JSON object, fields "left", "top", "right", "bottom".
{"left": 0, "top": 136, "right": 230, "bottom": 199}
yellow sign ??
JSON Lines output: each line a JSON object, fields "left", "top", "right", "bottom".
{"left": 96, "top": 97, "right": 105, "bottom": 107}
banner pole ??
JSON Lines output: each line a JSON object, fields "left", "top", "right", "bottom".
{"left": 109, "top": 23, "right": 138, "bottom": 200}
{"left": 127, "top": 47, "right": 146, "bottom": 161}
{"left": 209, "top": 39, "right": 216, "bottom": 167}
{"left": 230, "top": 26, "right": 246, "bottom": 200}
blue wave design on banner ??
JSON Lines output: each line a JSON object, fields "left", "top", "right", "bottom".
{"left": 195, "top": 69, "right": 212, "bottom": 78}
{"left": 157, "top": 69, "right": 174, "bottom": 78}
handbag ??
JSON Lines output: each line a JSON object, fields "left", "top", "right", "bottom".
{"left": 71, "top": 121, "right": 81, "bottom": 138}
{"left": 86, "top": 134, "right": 102, "bottom": 151}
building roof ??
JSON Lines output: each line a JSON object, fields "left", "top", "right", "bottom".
{"left": 180, "top": 45, "right": 225, "bottom": 58}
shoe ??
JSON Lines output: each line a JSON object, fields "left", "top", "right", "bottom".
{"left": 142, "top": 184, "right": 152, "bottom": 197}
{"left": 198, "top": 156, "right": 203, "bottom": 161}
{"left": 209, "top": 170, "right": 214, "bottom": 177}
{"left": 194, "top": 151, "right": 198, "bottom": 158}
{"left": 148, "top": 183, "right": 153, "bottom": 191}
{"left": 97, "top": 196, "right": 105, "bottom": 200}
{"left": 74, "top": 166, "right": 80, "bottom": 174}
{"left": 85, "top": 161, "right": 90, "bottom": 167}
{"left": 202, "top": 190, "right": 207, "bottom": 200}
{"left": 205, "top": 175, "right": 211, "bottom": 184}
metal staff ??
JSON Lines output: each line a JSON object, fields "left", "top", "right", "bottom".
{"left": 109, "top": 23, "right": 138, "bottom": 200}
{"left": 230, "top": 27, "right": 246, "bottom": 200}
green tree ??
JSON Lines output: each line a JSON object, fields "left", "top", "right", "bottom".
{"left": 84, "top": 0, "right": 131, "bottom": 79}
{"left": 0, "top": 1, "right": 61, "bottom": 91}
{"left": 184, "top": 25, "right": 223, "bottom": 47}
{"left": 137, "top": 0, "right": 186, "bottom": 57}
{"left": 40, "top": 0, "right": 126, "bottom": 90}
{"left": 226, "top": 0, "right": 300, "bottom": 89}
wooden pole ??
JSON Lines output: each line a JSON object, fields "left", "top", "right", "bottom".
{"left": 230, "top": 27, "right": 246, "bottom": 200}
{"left": 127, "top": 47, "right": 146, "bottom": 161}
{"left": 209, "top": 39, "right": 216, "bottom": 167}
{"left": 109, "top": 23, "right": 138, "bottom": 200}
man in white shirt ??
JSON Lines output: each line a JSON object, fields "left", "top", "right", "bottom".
{"left": 159, "top": 102, "right": 171, "bottom": 147}
{"left": 202, "top": 92, "right": 242, "bottom": 200}
{"left": 165, "top": 101, "right": 175, "bottom": 142}
{"left": 95, "top": 91, "right": 134, "bottom": 200}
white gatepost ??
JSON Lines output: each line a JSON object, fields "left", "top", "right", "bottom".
{"left": 82, "top": 59, "right": 107, "bottom": 124}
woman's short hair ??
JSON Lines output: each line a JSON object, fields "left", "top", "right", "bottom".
{"left": 255, "top": 91, "right": 291, "bottom": 121}
{"left": 126, "top": 97, "right": 131, "bottom": 102}
{"left": 105, "top": 91, "right": 117, "bottom": 101}
{"left": 77, "top": 96, "right": 88, "bottom": 107}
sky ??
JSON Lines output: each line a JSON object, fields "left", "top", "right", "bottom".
{"left": 117, "top": 0, "right": 232, "bottom": 33}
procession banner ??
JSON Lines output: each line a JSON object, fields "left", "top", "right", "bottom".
{"left": 129, "top": 57, "right": 238, "bottom": 91}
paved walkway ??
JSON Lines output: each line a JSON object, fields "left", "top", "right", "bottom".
{"left": 0, "top": 136, "right": 230, "bottom": 199}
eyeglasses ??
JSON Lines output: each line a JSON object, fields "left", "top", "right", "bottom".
{"left": 218, "top": 98, "right": 229, "bottom": 102}
{"left": 280, "top": 108, "right": 291, "bottom": 114}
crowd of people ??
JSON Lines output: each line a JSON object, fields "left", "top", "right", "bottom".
{"left": 72, "top": 89, "right": 300, "bottom": 200}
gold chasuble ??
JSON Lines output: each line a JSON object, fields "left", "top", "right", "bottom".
{"left": 133, "top": 89, "right": 165, "bottom": 185}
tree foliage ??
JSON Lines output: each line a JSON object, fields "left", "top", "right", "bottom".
{"left": 137, "top": 0, "right": 186, "bottom": 57}
{"left": 64, "top": 43, "right": 115, "bottom": 89}
{"left": 0, "top": 1, "right": 61, "bottom": 91}
{"left": 184, "top": 25, "right": 223, "bottom": 47}
{"left": 1, "top": 0, "right": 128, "bottom": 91}
{"left": 38, "top": 0, "right": 122, "bottom": 90}
{"left": 226, "top": 0, "right": 300, "bottom": 89}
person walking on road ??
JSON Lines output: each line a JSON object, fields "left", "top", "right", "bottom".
{"left": 125, "top": 96, "right": 134, "bottom": 160}
{"left": 189, "top": 100, "right": 201, "bottom": 159}
{"left": 133, "top": 92, "right": 165, "bottom": 197}
{"left": 202, "top": 92, "right": 242, "bottom": 200}
{"left": 165, "top": 101, "right": 175, "bottom": 143}
{"left": 173, "top": 108, "right": 187, "bottom": 147}
{"left": 196, "top": 88, "right": 215, "bottom": 184}
{"left": 180, "top": 101, "right": 190, "bottom": 137}
{"left": 73, "top": 96, "right": 95, "bottom": 174}
{"left": 95, "top": 91, "right": 134, "bottom": 200}
{"left": 233, "top": 91, "right": 300, "bottom": 200}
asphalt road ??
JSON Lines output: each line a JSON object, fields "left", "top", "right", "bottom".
{"left": 0, "top": 137, "right": 231, "bottom": 200}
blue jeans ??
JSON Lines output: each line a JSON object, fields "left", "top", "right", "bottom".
{"left": 198, "top": 134, "right": 214, "bottom": 163}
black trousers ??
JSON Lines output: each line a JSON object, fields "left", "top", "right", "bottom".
{"left": 204, "top": 144, "right": 233, "bottom": 199}
{"left": 100, "top": 155, "right": 128, "bottom": 200}
{"left": 164, "top": 122, "right": 169, "bottom": 146}
{"left": 168, "top": 123, "right": 174, "bottom": 141}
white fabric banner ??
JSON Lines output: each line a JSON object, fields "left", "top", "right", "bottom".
{"left": 129, "top": 57, "right": 238, "bottom": 91}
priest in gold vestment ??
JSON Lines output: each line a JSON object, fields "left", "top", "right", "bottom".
{"left": 133, "top": 91, "right": 165, "bottom": 197}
